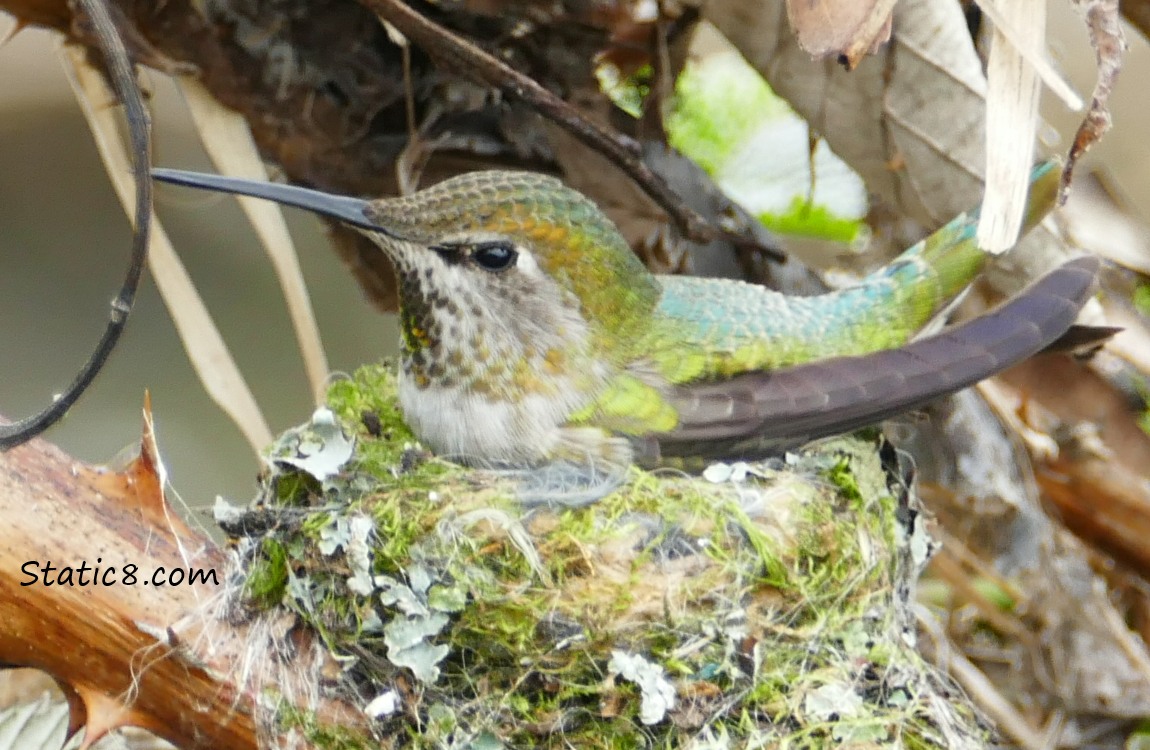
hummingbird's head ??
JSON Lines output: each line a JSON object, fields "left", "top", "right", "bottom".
{"left": 359, "top": 172, "right": 660, "bottom": 366}
{"left": 150, "top": 167, "right": 660, "bottom": 401}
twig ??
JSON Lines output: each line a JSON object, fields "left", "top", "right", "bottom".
{"left": 361, "top": 0, "right": 784, "bottom": 261}
{"left": 917, "top": 609, "right": 1047, "bottom": 750}
{"left": 0, "top": 0, "right": 150, "bottom": 448}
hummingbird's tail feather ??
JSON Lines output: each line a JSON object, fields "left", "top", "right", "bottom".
{"left": 660, "top": 256, "right": 1101, "bottom": 455}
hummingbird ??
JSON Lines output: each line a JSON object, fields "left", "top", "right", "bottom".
{"left": 153, "top": 162, "right": 1098, "bottom": 491}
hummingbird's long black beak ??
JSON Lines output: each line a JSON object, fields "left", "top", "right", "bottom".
{"left": 152, "top": 168, "right": 386, "bottom": 234}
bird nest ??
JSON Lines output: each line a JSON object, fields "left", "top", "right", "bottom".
{"left": 210, "top": 364, "right": 990, "bottom": 749}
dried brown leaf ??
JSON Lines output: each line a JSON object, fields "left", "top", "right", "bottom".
{"left": 783, "top": 0, "right": 896, "bottom": 67}
{"left": 1038, "top": 450, "right": 1150, "bottom": 582}
{"left": 998, "top": 353, "right": 1150, "bottom": 476}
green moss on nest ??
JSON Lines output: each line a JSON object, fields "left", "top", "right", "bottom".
{"left": 244, "top": 537, "right": 289, "bottom": 607}
{"left": 226, "top": 364, "right": 990, "bottom": 749}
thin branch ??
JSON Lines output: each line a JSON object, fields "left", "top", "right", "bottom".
{"left": 362, "top": 0, "right": 784, "bottom": 261}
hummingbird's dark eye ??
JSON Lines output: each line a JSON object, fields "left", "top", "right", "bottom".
{"left": 471, "top": 241, "right": 518, "bottom": 272}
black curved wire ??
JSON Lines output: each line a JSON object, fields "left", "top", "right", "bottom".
{"left": 0, "top": 0, "right": 151, "bottom": 449}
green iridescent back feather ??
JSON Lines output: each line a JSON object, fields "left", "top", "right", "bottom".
{"left": 647, "top": 159, "right": 1061, "bottom": 383}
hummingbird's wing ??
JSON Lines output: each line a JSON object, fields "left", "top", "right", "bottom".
{"left": 657, "top": 256, "right": 1101, "bottom": 455}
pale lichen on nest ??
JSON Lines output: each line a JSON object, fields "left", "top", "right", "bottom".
{"left": 212, "top": 364, "right": 992, "bottom": 749}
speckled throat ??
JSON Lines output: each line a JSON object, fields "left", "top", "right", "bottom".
{"left": 383, "top": 239, "right": 616, "bottom": 465}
